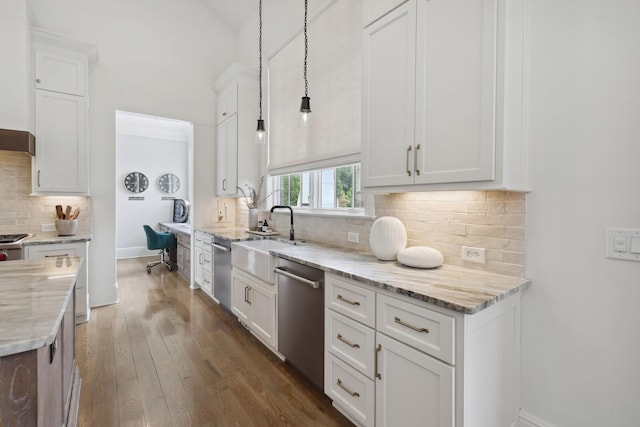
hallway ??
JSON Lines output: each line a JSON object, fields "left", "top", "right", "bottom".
{"left": 76, "top": 257, "right": 351, "bottom": 426}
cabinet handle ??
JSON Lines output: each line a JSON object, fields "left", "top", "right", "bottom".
{"left": 244, "top": 286, "right": 248, "bottom": 303}
{"left": 337, "top": 294, "right": 360, "bottom": 306}
{"left": 414, "top": 143, "right": 421, "bottom": 176}
{"left": 247, "top": 286, "right": 252, "bottom": 305}
{"left": 36, "top": 78, "right": 41, "bottom": 84}
{"left": 222, "top": 179, "right": 227, "bottom": 191}
{"left": 45, "top": 254, "right": 69, "bottom": 258}
{"left": 222, "top": 111, "right": 227, "bottom": 116}
{"left": 336, "top": 379, "right": 360, "bottom": 397}
{"left": 375, "top": 344, "right": 382, "bottom": 379}
{"left": 337, "top": 333, "right": 360, "bottom": 349}
{"left": 394, "top": 316, "right": 429, "bottom": 334}
{"left": 37, "top": 169, "right": 41, "bottom": 187}
{"left": 50, "top": 338, "right": 58, "bottom": 364}
{"left": 199, "top": 253, "right": 204, "bottom": 265}
{"left": 406, "top": 146, "right": 412, "bottom": 176}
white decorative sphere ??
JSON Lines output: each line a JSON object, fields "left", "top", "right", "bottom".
{"left": 369, "top": 216, "right": 407, "bottom": 261}
{"left": 397, "top": 246, "right": 444, "bottom": 269}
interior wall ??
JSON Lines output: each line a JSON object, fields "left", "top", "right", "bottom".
{"left": 29, "top": 0, "right": 236, "bottom": 307}
{"left": 521, "top": 0, "right": 640, "bottom": 425}
{"left": 115, "top": 133, "right": 188, "bottom": 259}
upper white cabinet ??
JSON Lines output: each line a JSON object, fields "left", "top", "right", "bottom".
{"left": 214, "top": 63, "right": 259, "bottom": 197}
{"left": 34, "top": 45, "right": 87, "bottom": 96}
{"left": 31, "top": 29, "right": 96, "bottom": 195}
{"left": 362, "top": 0, "right": 529, "bottom": 192}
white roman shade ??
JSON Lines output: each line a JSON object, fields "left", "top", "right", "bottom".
{"left": 267, "top": 0, "right": 361, "bottom": 175}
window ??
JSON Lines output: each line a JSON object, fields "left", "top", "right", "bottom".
{"left": 273, "top": 164, "right": 369, "bottom": 215}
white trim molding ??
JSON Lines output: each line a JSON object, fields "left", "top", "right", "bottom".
{"left": 520, "top": 410, "right": 556, "bottom": 427}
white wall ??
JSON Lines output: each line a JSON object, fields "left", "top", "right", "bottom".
{"left": 115, "top": 133, "right": 188, "bottom": 259}
{"left": 29, "top": 0, "right": 237, "bottom": 306}
{"left": 522, "top": 0, "right": 640, "bottom": 425}
{"left": 237, "top": 0, "right": 640, "bottom": 425}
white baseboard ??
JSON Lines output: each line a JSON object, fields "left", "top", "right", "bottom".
{"left": 117, "top": 246, "right": 157, "bottom": 259}
{"left": 520, "top": 410, "right": 555, "bottom": 427}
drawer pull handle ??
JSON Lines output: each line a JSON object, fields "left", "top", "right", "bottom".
{"left": 406, "top": 145, "right": 412, "bottom": 176}
{"left": 337, "top": 294, "right": 360, "bottom": 306}
{"left": 337, "top": 379, "right": 360, "bottom": 397}
{"left": 45, "top": 254, "right": 69, "bottom": 258}
{"left": 394, "top": 316, "right": 429, "bottom": 334}
{"left": 337, "top": 334, "right": 360, "bottom": 349}
{"left": 375, "top": 344, "right": 382, "bottom": 379}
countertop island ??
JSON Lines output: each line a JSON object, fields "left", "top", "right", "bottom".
{"left": 0, "top": 256, "right": 81, "bottom": 357}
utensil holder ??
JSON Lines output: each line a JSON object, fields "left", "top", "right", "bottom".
{"left": 55, "top": 219, "right": 78, "bottom": 236}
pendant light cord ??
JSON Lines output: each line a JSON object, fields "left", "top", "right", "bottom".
{"left": 258, "top": 0, "right": 263, "bottom": 120}
{"left": 303, "top": 0, "right": 308, "bottom": 97}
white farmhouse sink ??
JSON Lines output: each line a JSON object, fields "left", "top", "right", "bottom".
{"left": 231, "top": 239, "right": 293, "bottom": 284}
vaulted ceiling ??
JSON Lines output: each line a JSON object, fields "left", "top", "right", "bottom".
{"left": 199, "top": 0, "right": 257, "bottom": 34}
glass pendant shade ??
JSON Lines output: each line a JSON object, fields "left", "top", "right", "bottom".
{"left": 255, "top": 119, "right": 266, "bottom": 144}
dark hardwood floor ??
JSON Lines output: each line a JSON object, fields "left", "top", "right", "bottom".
{"left": 77, "top": 257, "right": 352, "bottom": 427}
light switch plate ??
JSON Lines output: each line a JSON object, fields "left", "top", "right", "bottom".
{"left": 606, "top": 228, "right": 640, "bottom": 262}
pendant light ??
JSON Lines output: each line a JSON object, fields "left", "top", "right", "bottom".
{"left": 299, "top": 0, "right": 311, "bottom": 124}
{"left": 255, "top": 0, "right": 266, "bottom": 144}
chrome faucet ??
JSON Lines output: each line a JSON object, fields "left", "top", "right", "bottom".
{"left": 270, "top": 205, "right": 294, "bottom": 241}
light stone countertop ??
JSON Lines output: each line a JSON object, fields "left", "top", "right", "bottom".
{"left": 269, "top": 244, "right": 530, "bottom": 314}
{"left": 23, "top": 233, "right": 92, "bottom": 246}
{"left": 0, "top": 257, "right": 81, "bottom": 357}
{"left": 196, "top": 226, "right": 265, "bottom": 242}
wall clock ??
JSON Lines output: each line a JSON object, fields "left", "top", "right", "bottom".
{"left": 123, "top": 172, "right": 149, "bottom": 193}
{"left": 157, "top": 173, "right": 180, "bottom": 194}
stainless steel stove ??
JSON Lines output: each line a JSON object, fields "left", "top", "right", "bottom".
{"left": 0, "top": 233, "right": 29, "bottom": 261}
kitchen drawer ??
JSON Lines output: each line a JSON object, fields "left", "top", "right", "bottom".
{"left": 25, "top": 242, "right": 83, "bottom": 259}
{"left": 326, "top": 274, "right": 376, "bottom": 328}
{"left": 195, "top": 231, "right": 212, "bottom": 246}
{"left": 177, "top": 233, "right": 190, "bottom": 246}
{"left": 376, "top": 294, "right": 455, "bottom": 364}
{"left": 326, "top": 310, "right": 375, "bottom": 378}
{"left": 325, "top": 352, "right": 375, "bottom": 427}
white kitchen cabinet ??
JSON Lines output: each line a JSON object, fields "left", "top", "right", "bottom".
{"left": 33, "top": 89, "right": 87, "bottom": 193}
{"left": 25, "top": 241, "right": 90, "bottom": 323}
{"left": 231, "top": 268, "right": 277, "bottom": 350}
{"left": 362, "top": 0, "right": 528, "bottom": 192}
{"left": 195, "top": 232, "right": 214, "bottom": 297}
{"left": 214, "top": 63, "right": 260, "bottom": 197}
{"left": 31, "top": 30, "right": 95, "bottom": 195}
{"left": 324, "top": 273, "right": 521, "bottom": 427}
{"left": 375, "top": 332, "right": 454, "bottom": 427}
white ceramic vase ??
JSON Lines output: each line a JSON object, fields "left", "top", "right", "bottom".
{"left": 369, "top": 216, "right": 407, "bottom": 260}
{"left": 248, "top": 208, "right": 258, "bottom": 231}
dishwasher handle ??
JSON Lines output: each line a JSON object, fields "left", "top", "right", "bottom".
{"left": 274, "top": 267, "right": 321, "bottom": 289}
{"left": 211, "top": 242, "right": 230, "bottom": 252}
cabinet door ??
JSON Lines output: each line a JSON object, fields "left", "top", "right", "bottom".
{"left": 375, "top": 332, "right": 454, "bottom": 427}
{"left": 413, "top": 0, "right": 498, "bottom": 184}
{"left": 34, "top": 89, "right": 87, "bottom": 193}
{"left": 216, "top": 85, "right": 238, "bottom": 124}
{"left": 194, "top": 244, "right": 203, "bottom": 286}
{"left": 61, "top": 293, "right": 75, "bottom": 424}
{"left": 362, "top": 2, "right": 417, "bottom": 187}
{"left": 231, "top": 271, "right": 251, "bottom": 323}
{"left": 249, "top": 282, "right": 276, "bottom": 348}
{"left": 34, "top": 45, "right": 86, "bottom": 96}
{"left": 37, "top": 328, "right": 63, "bottom": 427}
{"left": 216, "top": 115, "right": 238, "bottom": 196}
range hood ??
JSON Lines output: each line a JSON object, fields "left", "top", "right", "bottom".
{"left": 0, "top": 129, "right": 35, "bottom": 156}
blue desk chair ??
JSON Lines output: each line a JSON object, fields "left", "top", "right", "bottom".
{"left": 143, "top": 225, "right": 176, "bottom": 273}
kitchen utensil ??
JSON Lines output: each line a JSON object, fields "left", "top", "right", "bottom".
{"left": 65, "top": 205, "right": 72, "bottom": 219}
{"left": 56, "top": 205, "right": 64, "bottom": 219}
{"left": 71, "top": 207, "right": 81, "bottom": 219}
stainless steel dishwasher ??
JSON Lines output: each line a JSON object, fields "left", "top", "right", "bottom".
{"left": 212, "top": 237, "right": 232, "bottom": 311}
{"left": 275, "top": 258, "right": 324, "bottom": 390}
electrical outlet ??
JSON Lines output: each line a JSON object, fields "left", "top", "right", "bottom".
{"left": 347, "top": 232, "right": 359, "bottom": 243}
{"left": 462, "top": 246, "right": 486, "bottom": 264}
{"left": 42, "top": 223, "right": 56, "bottom": 232}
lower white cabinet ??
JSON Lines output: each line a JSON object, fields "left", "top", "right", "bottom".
{"left": 194, "top": 232, "right": 213, "bottom": 297}
{"left": 375, "top": 332, "right": 454, "bottom": 427}
{"left": 231, "top": 268, "right": 277, "bottom": 349}
{"left": 325, "top": 273, "right": 521, "bottom": 427}
{"left": 25, "top": 241, "right": 90, "bottom": 323}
